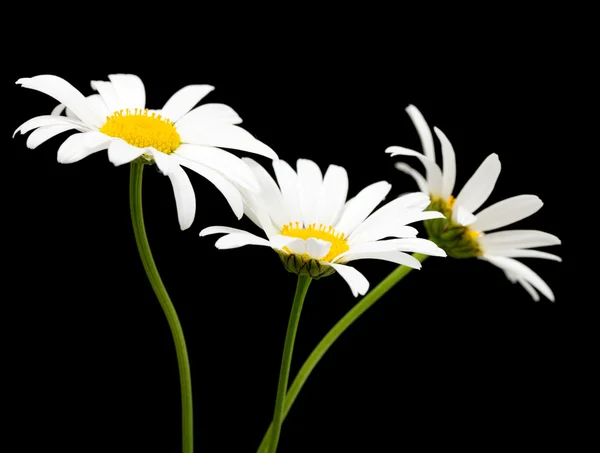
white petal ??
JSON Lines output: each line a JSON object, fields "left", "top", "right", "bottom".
{"left": 433, "top": 127, "right": 456, "bottom": 199}
{"left": 329, "top": 263, "right": 370, "bottom": 297}
{"left": 239, "top": 196, "right": 268, "bottom": 230}
{"left": 242, "top": 158, "right": 289, "bottom": 228}
{"left": 200, "top": 226, "right": 251, "bottom": 236}
{"left": 405, "top": 104, "right": 435, "bottom": 162}
{"left": 479, "top": 230, "right": 561, "bottom": 251}
{"left": 335, "top": 239, "right": 441, "bottom": 263}
{"left": 482, "top": 248, "right": 562, "bottom": 262}
{"left": 161, "top": 85, "right": 215, "bottom": 122}
{"left": 178, "top": 158, "right": 244, "bottom": 219}
{"left": 315, "top": 164, "right": 349, "bottom": 227}
{"left": 386, "top": 147, "right": 443, "bottom": 196}
{"left": 107, "top": 74, "right": 146, "bottom": 110}
{"left": 178, "top": 123, "right": 278, "bottom": 160}
{"left": 239, "top": 189, "right": 280, "bottom": 238}
{"left": 514, "top": 277, "right": 541, "bottom": 302}
{"left": 273, "top": 160, "right": 303, "bottom": 222}
{"left": 175, "top": 144, "right": 259, "bottom": 192}
{"left": 388, "top": 238, "right": 447, "bottom": 257}
{"left": 14, "top": 115, "right": 91, "bottom": 137}
{"left": 305, "top": 238, "right": 332, "bottom": 260}
{"left": 336, "top": 181, "right": 392, "bottom": 236}
{"left": 215, "top": 232, "right": 273, "bottom": 249}
{"left": 394, "top": 163, "right": 429, "bottom": 193}
{"left": 284, "top": 238, "right": 306, "bottom": 255}
{"left": 470, "top": 195, "right": 544, "bottom": 232}
{"left": 107, "top": 139, "right": 146, "bottom": 166}
{"left": 26, "top": 124, "right": 78, "bottom": 149}
{"left": 349, "top": 196, "right": 441, "bottom": 246}
{"left": 16, "top": 75, "right": 102, "bottom": 127}
{"left": 454, "top": 205, "right": 478, "bottom": 226}
{"left": 51, "top": 104, "right": 66, "bottom": 116}
{"left": 90, "top": 80, "right": 121, "bottom": 112}
{"left": 338, "top": 250, "right": 423, "bottom": 269}
{"left": 56, "top": 134, "right": 86, "bottom": 163}
{"left": 333, "top": 239, "right": 424, "bottom": 262}
{"left": 296, "top": 159, "right": 323, "bottom": 226}
{"left": 59, "top": 94, "right": 109, "bottom": 122}
{"left": 481, "top": 255, "right": 555, "bottom": 301}
{"left": 65, "top": 107, "right": 79, "bottom": 120}
{"left": 453, "top": 153, "right": 501, "bottom": 219}
{"left": 86, "top": 94, "right": 111, "bottom": 119}
{"left": 241, "top": 198, "right": 264, "bottom": 231}
{"left": 395, "top": 210, "right": 445, "bottom": 226}
{"left": 148, "top": 148, "right": 179, "bottom": 176}
{"left": 393, "top": 192, "right": 432, "bottom": 210}
{"left": 394, "top": 226, "right": 419, "bottom": 238}
{"left": 165, "top": 163, "right": 196, "bottom": 230}
{"left": 270, "top": 235, "right": 304, "bottom": 250}
{"left": 334, "top": 240, "right": 410, "bottom": 261}
{"left": 56, "top": 131, "right": 111, "bottom": 164}
{"left": 175, "top": 103, "right": 242, "bottom": 128}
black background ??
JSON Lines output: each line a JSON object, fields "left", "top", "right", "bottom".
{"left": 3, "top": 14, "right": 584, "bottom": 453}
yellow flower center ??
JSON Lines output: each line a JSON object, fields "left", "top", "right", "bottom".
{"left": 99, "top": 108, "right": 181, "bottom": 154}
{"left": 466, "top": 230, "right": 481, "bottom": 239}
{"left": 281, "top": 222, "right": 350, "bottom": 262}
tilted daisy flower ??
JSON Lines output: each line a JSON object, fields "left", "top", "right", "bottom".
{"left": 14, "top": 74, "right": 278, "bottom": 230}
{"left": 200, "top": 158, "right": 446, "bottom": 297}
{"left": 386, "top": 105, "right": 561, "bottom": 301}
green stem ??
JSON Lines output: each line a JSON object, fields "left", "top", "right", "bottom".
{"left": 268, "top": 275, "right": 313, "bottom": 453}
{"left": 130, "top": 163, "right": 193, "bottom": 453}
{"left": 258, "top": 254, "right": 428, "bottom": 452}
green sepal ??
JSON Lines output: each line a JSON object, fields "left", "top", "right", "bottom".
{"left": 277, "top": 251, "right": 336, "bottom": 279}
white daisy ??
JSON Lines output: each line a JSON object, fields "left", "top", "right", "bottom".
{"left": 13, "top": 74, "right": 278, "bottom": 230}
{"left": 386, "top": 105, "right": 561, "bottom": 301}
{"left": 200, "top": 158, "right": 446, "bottom": 297}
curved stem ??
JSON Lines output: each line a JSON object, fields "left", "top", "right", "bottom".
{"left": 268, "top": 275, "right": 312, "bottom": 453}
{"left": 257, "top": 254, "right": 428, "bottom": 452}
{"left": 130, "top": 163, "right": 193, "bottom": 453}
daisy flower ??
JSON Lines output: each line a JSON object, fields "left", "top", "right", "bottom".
{"left": 200, "top": 158, "right": 446, "bottom": 297}
{"left": 13, "top": 74, "right": 278, "bottom": 230}
{"left": 386, "top": 105, "right": 561, "bottom": 301}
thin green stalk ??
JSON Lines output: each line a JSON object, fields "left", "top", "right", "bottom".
{"left": 130, "top": 162, "right": 193, "bottom": 453}
{"left": 268, "top": 275, "right": 313, "bottom": 453}
{"left": 258, "top": 254, "right": 428, "bottom": 452}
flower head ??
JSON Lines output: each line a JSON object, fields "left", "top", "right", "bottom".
{"left": 386, "top": 105, "right": 561, "bottom": 301}
{"left": 200, "top": 158, "right": 446, "bottom": 297}
{"left": 14, "top": 74, "right": 278, "bottom": 230}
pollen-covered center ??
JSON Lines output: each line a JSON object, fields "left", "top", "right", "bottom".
{"left": 99, "top": 108, "right": 181, "bottom": 154}
{"left": 281, "top": 222, "right": 350, "bottom": 262}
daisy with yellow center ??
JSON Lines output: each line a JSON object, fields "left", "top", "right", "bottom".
{"left": 200, "top": 158, "right": 446, "bottom": 297}
{"left": 14, "top": 74, "right": 278, "bottom": 230}
{"left": 386, "top": 105, "right": 561, "bottom": 301}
